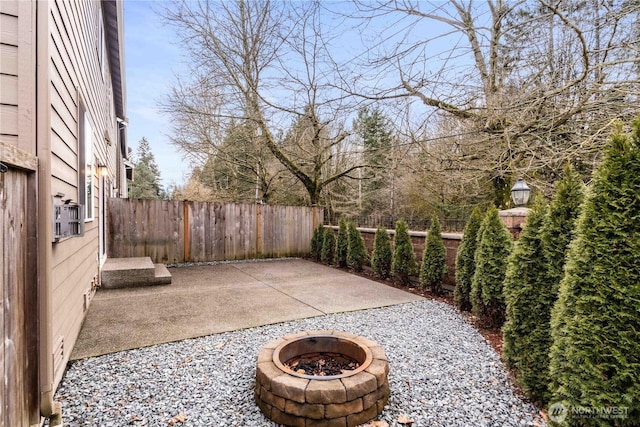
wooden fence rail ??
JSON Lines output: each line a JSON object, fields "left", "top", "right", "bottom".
{"left": 107, "top": 198, "right": 323, "bottom": 264}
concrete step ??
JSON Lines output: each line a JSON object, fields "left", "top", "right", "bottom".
{"left": 153, "top": 263, "right": 172, "bottom": 285}
{"left": 101, "top": 257, "right": 172, "bottom": 289}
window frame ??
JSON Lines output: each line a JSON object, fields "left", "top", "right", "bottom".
{"left": 78, "top": 101, "right": 95, "bottom": 222}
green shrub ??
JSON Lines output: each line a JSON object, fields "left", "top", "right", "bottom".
{"left": 346, "top": 221, "right": 368, "bottom": 272}
{"left": 419, "top": 216, "right": 447, "bottom": 295}
{"left": 391, "top": 219, "right": 418, "bottom": 285}
{"left": 335, "top": 217, "right": 349, "bottom": 267}
{"left": 541, "top": 164, "right": 585, "bottom": 296}
{"left": 455, "top": 207, "right": 483, "bottom": 311}
{"left": 549, "top": 119, "right": 640, "bottom": 425}
{"left": 501, "top": 165, "right": 583, "bottom": 407}
{"left": 502, "top": 199, "right": 550, "bottom": 404}
{"left": 310, "top": 224, "right": 325, "bottom": 261}
{"left": 471, "top": 207, "right": 513, "bottom": 328}
{"left": 321, "top": 229, "right": 336, "bottom": 265}
{"left": 371, "top": 227, "right": 392, "bottom": 279}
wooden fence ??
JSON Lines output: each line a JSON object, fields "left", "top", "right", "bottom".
{"left": 107, "top": 198, "right": 323, "bottom": 264}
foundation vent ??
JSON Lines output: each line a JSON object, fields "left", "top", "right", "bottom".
{"left": 53, "top": 335, "right": 65, "bottom": 379}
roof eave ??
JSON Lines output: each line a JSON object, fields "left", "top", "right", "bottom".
{"left": 103, "top": 0, "right": 128, "bottom": 157}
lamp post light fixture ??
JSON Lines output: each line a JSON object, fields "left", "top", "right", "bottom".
{"left": 511, "top": 177, "right": 531, "bottom": 207}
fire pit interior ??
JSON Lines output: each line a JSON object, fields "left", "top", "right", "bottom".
{"left": 255, "top": 331, "right": 390, "bottom": 427}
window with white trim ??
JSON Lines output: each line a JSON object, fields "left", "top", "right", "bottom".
{"left": 78, "top": 102, "right": 94, "bottom": 221}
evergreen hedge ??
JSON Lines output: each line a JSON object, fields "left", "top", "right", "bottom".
{"left": 310, "top": 224, "right": 325, "bottom": 261}
{"left": 471, "top": 207, "right": 513, "bottom": 328}
{"left": 392, "top": 219, "right": 418, "bottom": 285}
{"left": 335, "top": 217, "right": 349, "bottom": 267}
{"left": 454, "top": 207, "right": 483, "bottom": 311}
{"left": 502, "top": 200, "right": 550, "bottom": 404}
{"left": 321, "top": 229, "right": 336, "bottom": 265}
{"left": 371, "top": 227, "right": 392, "bottom": 279}
{"left": 346, "top": 221, "right": 368, "bottom": 272}
{"left": 501, "top": 164, "right": 583, "bottom": 407}
{"left": 419, "top": 216, "right": 447, "bottom": 295}
{"left": 549, "top": 120, "right": 640, "bottom": 425}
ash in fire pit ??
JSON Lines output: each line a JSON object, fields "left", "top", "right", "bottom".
{"left": 285, "top": 352, "right": 360, "bottom": 376}
{"left": 255, "top": 331, "right": 390, "bottom": 427}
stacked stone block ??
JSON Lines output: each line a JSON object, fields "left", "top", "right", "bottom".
{"left": 255, "top": 331, "right": 390, "bottom": 427}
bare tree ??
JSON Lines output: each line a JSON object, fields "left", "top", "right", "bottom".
{"left": 346, "top": 0, "right": 640, "bottom": 204}
{"left": 162, "top": 0, "right": 366, "bottom": 206}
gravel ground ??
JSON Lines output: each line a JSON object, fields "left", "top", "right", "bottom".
{"left": 55, "top": 300, "right": 546, "bottom": 427}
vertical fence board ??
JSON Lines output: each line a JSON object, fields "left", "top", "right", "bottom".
{"left": 1, "top": 170, "right": 29, "bottom": 425}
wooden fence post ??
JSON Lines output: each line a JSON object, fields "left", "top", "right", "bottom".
{"left": 256, "top": 203, "right": 262, "bottom": 257}
{"left": 183, "top": 200, "right": 189, "bottom": 262}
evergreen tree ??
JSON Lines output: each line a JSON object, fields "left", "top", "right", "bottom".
{"left": 549, "top": 119, "right": 640, "bottom": 425}
{"left": 471, "top": 207, "right": 513, "bottom": 328}
{"left": 502, "top": 200, "right": 550, "bottom": 404}
{"left": 310, "top": 224, "right": 325, "bottom": 261}
{"left": 371, "top": 227, "right": 392, "bottom": 279}
{"left": 346, "top": 222, "right": 368, "bottom": 272}
{"left": 392, "top": 219, "right": 417, "bottom": 285}
{"left": 353, "top": 108, "right": 394, "bottom": 215}
{"left": 540, "top": 164, "right": 585, "bottom": 299}
{"left": 128, "top": 137, "right": 164, "bottom": 199}
{"left": 455, "top": 207, "right": 483, "bottom": 311}
{"left": 320, "top": 230, "right": 336, "bottom": 265}
{"left": 335, "top": 217, "right": 349, "bottom": 267}
{"left": 501, "top": 164, "right": 583, "bottom": 406}
{"left": 419, "top": 216, "right": 447, "bottom": 295}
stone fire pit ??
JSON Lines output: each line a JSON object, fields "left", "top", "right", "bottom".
{"left": 255, "top": 330, "right": 390, "bottom": 427}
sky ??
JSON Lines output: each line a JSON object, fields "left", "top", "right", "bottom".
{"left": 124, "top": 1, "right": 188, "bottom": 188}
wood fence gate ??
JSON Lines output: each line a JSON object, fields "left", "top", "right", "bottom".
{"left": 1, "top": 167, "right": 39, "bottom": 426}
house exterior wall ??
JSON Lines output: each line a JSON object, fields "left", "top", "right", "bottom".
{"left": 0, "top": 1, "right": 35, "bottom": 155}
{"left": 47, "top": 0, "right": 123, "bottom": 387}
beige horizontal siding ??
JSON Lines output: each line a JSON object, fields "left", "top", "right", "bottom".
{"left": 0, "top": 104, "right": 18, "bottom": 135}
{"left": 0, "top": 13, "right": 18, "bottom": 45}
{"left": 0, "top": 44, "right": 18, "bottom": 74}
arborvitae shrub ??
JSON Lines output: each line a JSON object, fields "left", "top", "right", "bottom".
{"left": 502, "top": 200, "right": 550, "bottom": 404}
{"left": 310, "top": 224, "right": 325, "bottom": 261}
{"left": 471, "top": 207, "right": 513, "bottom": 328}
{"left": 346, "top": 221, "right": 368, "bottom": 272}
{"left": 371, "top": 227, "right": 392, "bottom": 279}
{"left": 549, "top": 119, "right": 640, "bottom": 425}
{"left": 540, "top": 164, "right": 585, "bottom": 295}
{"left": 502, "top": 165, "right": 583, "bottom": 407}
{"left": 335, "top": 217, "right": 348, "bottom": 267}
{"left": 455, "top": 207, "right": 483, "bottom": 311}
{"left": 419, "top": 216, "right": 447, "bottom": 295}
{"left": 321, "top": 229, "right": 336, "bottom": 265}
{"left": 391, "top": 219, "right": 417, "bottom": 285}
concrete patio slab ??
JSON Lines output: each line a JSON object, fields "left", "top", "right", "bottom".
{"left": 71, "top": 259, "right": 423, "bottom": 360}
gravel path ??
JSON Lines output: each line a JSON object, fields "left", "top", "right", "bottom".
{"left": 55, "top": 300, "right": 545, "bottom": 426}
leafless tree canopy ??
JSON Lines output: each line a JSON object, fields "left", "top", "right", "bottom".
{"left": 347, "top": 0, "right": 639, "bottom": 201}
{"left": 161, "top": 0, "right": 368, "bottom": 206}
{"left": 161, "top": 0, "right": 639, "bottom": 216}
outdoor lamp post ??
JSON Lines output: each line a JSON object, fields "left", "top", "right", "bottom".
{"left": 511, "top": 178, "right": 531, "bottom": 207}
